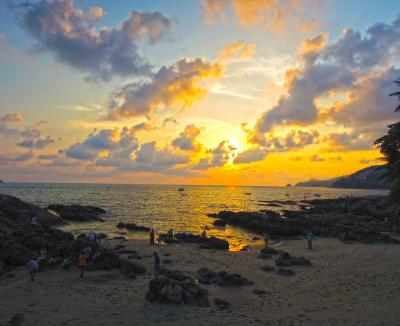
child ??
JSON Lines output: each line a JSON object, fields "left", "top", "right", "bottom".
{"left": 79, "top": 251, "right": 88, "bottom": 278}
{"left": 306, "top": 230, "right": 314, "bottom": 250}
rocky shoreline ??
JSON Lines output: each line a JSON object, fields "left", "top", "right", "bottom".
{"left": 209, "top": 195, "right": 400, "bottom": 244}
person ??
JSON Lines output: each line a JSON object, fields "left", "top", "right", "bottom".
{"left": 30, "top": 216, "right": 38, "bottom": 227}
{"left": 167, "top": 228, "right": 173, "bottom": 240}
{"left": 149, "top": 229, "right": 155, "bottom": 245}
{"left": 78, "top": 251, "right": 88, "bottom": 278}
{"left": 87, "top": 231, "right": 96, "bottom": 241}
{"left": 27, "top": 258, "right": 39, "bottom": 282}
{"left": 200, "top": 228, "right": 207, "bottom": 247}
{"left": 306, "top": 230, "right": 314, "bottom": 250}
{"left": 61, "top": 257, "right": 72, "bottom": 271}
{"left": 153, "top": 252, "right": 160, "bottom": 278}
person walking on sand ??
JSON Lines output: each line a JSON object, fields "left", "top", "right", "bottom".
{"left": 200, "top": 228, "right": 207, "bottom": 247}
{"left": 150, "top": 228, "right": 155, "bottom": 245}
{"left": 27, "top": 258, "right": 39, "bottom": 282}
{"left": 79, "top": 251, "right": 88, "bottom": 278}
{"left": 153, "top": 252, "right": 160, "bottom": 278}
{"left": 306, "top": 230, "right": 314, "bottom": 250}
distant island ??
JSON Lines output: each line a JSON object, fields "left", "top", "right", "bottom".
{"left": 295, "top": 165, "right": 391, "bottom": 189}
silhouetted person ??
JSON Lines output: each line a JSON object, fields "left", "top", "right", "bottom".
{"left": 79, "top": 251, "right": 88, "bottom": 278}
{"left": 150, "top": 229, "right": 155, "bottom": 245}
{"left": 27, "top": 259, "right": 38, "bottom": 282}
{"left": 200, "top": 229, "right": 207, "bottom": 247}
{"left": 306, "top": 230, "right": 314, "bottom": 250}
{"left": 153, "top": 252, "right": 160, "bottom": 278}
{"left": 167, "top": 228, "right": 173, "bottom": 240}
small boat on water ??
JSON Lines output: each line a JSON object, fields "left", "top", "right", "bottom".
{"left": 245, "top": 192, "right": 251, "bottom": 195}
{"left": 178, "top": 187, "right": 185, "bottom": 192}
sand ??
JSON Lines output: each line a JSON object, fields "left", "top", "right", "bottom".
{"left": 1, "top": 238, "right": 399, "bottom": 326}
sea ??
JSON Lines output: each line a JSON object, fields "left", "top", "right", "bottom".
{"left": 0, "top": 183, "right": 388, "bottom": 251}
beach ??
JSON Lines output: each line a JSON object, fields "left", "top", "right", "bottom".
{"left": 1, "top": 237, "right": 400, "bottom": 326}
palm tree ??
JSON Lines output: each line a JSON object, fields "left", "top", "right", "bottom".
{"left": 374, "top": 78, "right": 400, "bottom": 200}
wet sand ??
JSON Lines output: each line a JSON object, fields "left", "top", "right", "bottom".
{"left": 1, "top": 238, "right": 399, "bottom": 326}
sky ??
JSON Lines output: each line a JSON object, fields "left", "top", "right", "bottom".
{"left": 0, "top": 0, "right": 399, "bottom": 185}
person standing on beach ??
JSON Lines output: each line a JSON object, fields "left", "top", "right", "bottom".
{"left": 153, "top": 252, "right": 160, "bottom": 278}
{"left": 78, "top": 251, "right": 88, "bottom": 278}
{"left": 27, "top": 258, "right": 39, "bottom": 282}
{"left": 306, "top": 230, "right": 314, "bottom": 250}
{"left": 150, "top": 229, "right": 155, "bottom": 245}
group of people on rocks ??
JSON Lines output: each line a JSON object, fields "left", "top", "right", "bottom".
{"left": 25, "top": 222, "right": 103, "bottom": 282}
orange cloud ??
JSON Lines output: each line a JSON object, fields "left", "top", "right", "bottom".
{"left": 298, "top": 32, "right": 328, "bottom": 58}
{"left": 218, "top": 40, "right": 256, "bottom": 62}
{"left": 108, "top": 58, "right": 224, "bottom": 119}
{"left": 201, "top": 0, "right": 320, "bottom": 33}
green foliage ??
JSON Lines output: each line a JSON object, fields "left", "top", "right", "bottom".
{"left": 389, "top": 180, "right": 400, "bottom": 201}
{"left": 375, "top": 78, "right": 400, "bottom": 200}
{"left": 389, "top": 78, "right": 400, "bottom": 112}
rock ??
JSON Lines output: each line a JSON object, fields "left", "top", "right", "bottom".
{"left": 257, "top": 252, "right": 272, "bottom": 259}
{"left": 260, "top": 247, "right": 280, "bottom": 255}
{"left": 116, "top": 222, "right": 150, "bottom": 232}
{"left": 275, "top": 252, "right": 311, "bottom": 267}
{"left": 0, "top": 194, "right": 67, "bottom": 226}
{"left": 260, "top": 265, "right": 276, "bottom": 272}
{"left": 253, "top": 289, "right": 267, "bottom": 295}
{"left": 213, "top": 219, "right": 227, "bottom": 227}
{"left": 163, "top": 283, "right": 183, "bottom": 303}
{"left": 198, "top": 268, "right": 253, "bottom": 286}
{"left": 214, "top": 298, "right": 232, "bottom": 310}
{"left": 120, "top": 259, "right": 146, "bottom": 274}
{"left": 47, "top": 204, "right": 105, "bottom": 222}
{"left": 146, "top": 272, "right": 208, "bottom": 306}
{"left": 206, "top": 237, "right": 229, "bottom": 250}
{"left": 277, "top": 268, "right": 295, "bottom": 276}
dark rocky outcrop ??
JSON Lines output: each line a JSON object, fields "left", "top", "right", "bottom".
{"left": 116, "top": 222, "right": 150, "bottom": 232}
{"left": 0, "top": 195, "right": 73, "bottom": 267}
{"left": 213, "top": 219, "right": 227, "bottom": 227}
{"left": 159, "top": 232, "right": 229, "bottom": 250}
{"left": 47, "top": 204, "right": 106, "bottom": 222}
{"left": 197, "top": 267, "right": 254, "bottom": 286}
{"left": 209, "top": 196, "right": 400, "bottom": 243}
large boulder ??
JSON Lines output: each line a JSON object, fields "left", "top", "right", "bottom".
{"left": 116, "top": 222, "right": 150, "bottom": 232}
{"left": 146, "top": 272, "right": 209, "bottom": 306}
{"left": 47, "top": 204, "right": 106, "bottom": 222}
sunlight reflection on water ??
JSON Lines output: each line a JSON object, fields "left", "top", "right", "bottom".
{"left": 0, "top": 183, "right": 388, "bottom": 251}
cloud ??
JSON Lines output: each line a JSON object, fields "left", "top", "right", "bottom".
{"left": 17, "top": 136, "right": 54, "bottom": 149}
{"left": 323, "top": 129, "right": 380, "bottom": 152}
{"left": 0, "top": 151, "right": 34, "bottom": 163}
{"left": 250, "top": 16, "right": 400, "bottom": 142}
{"left": 200, "top": 0, "right": 320, "bottom": 33}
{"left": 192, "top": 140, "right": 235, "bottom": 170}
{"left": 0, "top": 113, "right": 55, "bottom": 149}
{"left": 0, "top": 112, "right": 22, "bottom": 123}
{"left": 12, "top": 0, "right": 172, "bottom": 82}
{"left": 172, "top": 124, "right": 203, "bottom": 151}
{"left": 163, "top": 116, "right": 178, "bottom": 127}
{"left": 107, "top": 58, "right": 223, "bottom": 119}
{"left": 66, "top": 124, "right": 148, "bottom": 160}
{"left": 234, "top": 147, "right": 267, "bottom": 164}
{"left": 218, "top": 40, "right": 256, "bottom": 62}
